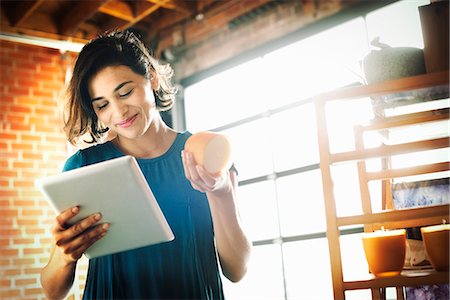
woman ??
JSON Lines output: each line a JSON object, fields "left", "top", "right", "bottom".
{"left": 40, "top": 30, "right": 251, "bottom": 300}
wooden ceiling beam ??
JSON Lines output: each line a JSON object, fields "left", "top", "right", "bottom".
{"left": 146, "top": 0, "right": 196, "bottom": 15}
{"left": 98, "top": 0, "right": 134, "bottom": 22}
{"left": 120, "top": 1, "right": 168, "bottom": 30}
{"left": 3, "top": 0, "right": 44, "bottom": 27}
{"left": 184, "top": 0, "right": 272, "bottom": 44}
{"left": 59, "top": 0, "right": 108, "bottom": 36}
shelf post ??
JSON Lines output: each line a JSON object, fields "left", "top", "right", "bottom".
{"left": 315, "top": 98, "right": 345, "bottom": 299}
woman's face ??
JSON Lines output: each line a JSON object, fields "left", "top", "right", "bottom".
{"left": 88, "top": 65, "right": 158, "bottom": 140}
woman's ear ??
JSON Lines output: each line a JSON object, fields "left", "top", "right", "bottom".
{"left": 150, "top": 69, "right": 159, "bottom": 91}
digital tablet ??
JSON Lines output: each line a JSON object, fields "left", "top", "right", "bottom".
{"left": 36, "top": 155, "right": 174, "bottom": 259}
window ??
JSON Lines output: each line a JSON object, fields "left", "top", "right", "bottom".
{"left": 183, "top": 1, "right": 430, "bottom": 298}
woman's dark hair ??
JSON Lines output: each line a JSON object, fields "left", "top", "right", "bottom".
{"left": 64, "top": 30, "right": 177, "bottom": 145}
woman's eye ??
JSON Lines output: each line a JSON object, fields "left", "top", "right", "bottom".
{"left": 97, "top": 103, "right": 108, "bottom": 110}
{"left": 119, "top": 89, "right": 133, "bottom": 98}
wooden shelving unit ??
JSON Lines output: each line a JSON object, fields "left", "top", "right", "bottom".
{"left": 314, "top": 70, "right": 450, "bottom": 299}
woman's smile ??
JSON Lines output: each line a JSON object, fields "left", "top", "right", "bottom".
{"left": 116, "top": 114, "right": 138, "bottom": 128}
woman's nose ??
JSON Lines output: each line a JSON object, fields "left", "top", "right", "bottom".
{"left": 111, "top": 100, "right": 128, "bottom": 117}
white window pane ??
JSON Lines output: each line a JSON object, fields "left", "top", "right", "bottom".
{"left": 276, "top": 170, "right": 326, "bottom": 236}
{"left": 237, "top": 181, "right": 279, "bottom": 241}
{"left": 331, "top": 163, "right": 363, "bottom": 217}
{"left": 366, "top": 0, "right": 428, "bottom": 48}
{"left": 263, "top": 18, "right": 367, "bottom": 108}
{"left": 223, "top": 119, "right": 274, "bottom": 180}
{"left": 341, "top": 233, "right": 372, "bottom": 300}
{"left": 270, "top": 103, "right": 319, "bottom": 172}
{"left": 325, "top": 98, "right": 375, "bottom": 153}
{"left": 283, "top": 239, "right": 333, "bottom": 300}
{"left": 223, "top": 244, "right": 285, "bottom": 300}
{"left": 345, "top": 289, "right": 372, "bottom": 300}
{"left": 340, "top": 233, "right": 371, "bottom": 281}
{"left": 184, "top": 58, "right": 269, "bottom": 132}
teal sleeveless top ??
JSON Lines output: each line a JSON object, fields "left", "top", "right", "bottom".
{"left": 63, "top": 132, "right": 224, "bottom": 299}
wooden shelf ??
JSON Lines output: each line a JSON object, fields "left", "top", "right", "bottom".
{"left": 361, "top": 108, "right": 449, "bottom": 131}
{"left": 337, "top": 204, "right": 449, "bottom": 227}
{"left": 316, "top": 70, "right": 449, "bottom": 103}
{"left": 314, "top": 71, "right": 450, "bottom": 299}
{"left": 366, "top": 161, "right": 450, "bottom": 181}
{"left": 330, "top": 137, "right": 449, "bottom": 164}
{"left": 343, "top": 270, "right": 449, "bottom": 291}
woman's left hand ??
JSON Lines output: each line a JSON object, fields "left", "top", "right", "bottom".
{"left": 181, "top": 150, "right": 232, "bottom": 198}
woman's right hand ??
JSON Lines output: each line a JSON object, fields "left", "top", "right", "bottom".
{"left": 52, "top": 206, "right": 109, "bottom": 263}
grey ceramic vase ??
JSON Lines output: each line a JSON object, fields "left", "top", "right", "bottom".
{"left": 363, "top": 45, "right": 426, "bottom": 84}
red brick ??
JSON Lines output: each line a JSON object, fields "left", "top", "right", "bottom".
{"left": 24, "top": 287, "right": 43, "bottom": 295}
{"left": 8, "top": 105, "right": 32, "bottom": 114}
{"left": 22, "top": 209, "right": 42, "bottom": 216}
{"left": 35, "top": 72, "right": 56, "bottom": 82}
{"left": 1, "top": 209, "right": 19, "bottom": 216}
{"left": 23, "top": 248, "right": 44, "bottom": 255}
{"left": 14, "top": 61, "right": 38, "bottom": 70}
{"left": 0, "top": 95, "right": 14, "bottom": 103}
{"left": 11, "top": 143, "right": 34, "bottom": 151}
{"left": 24, "top": 267, "right": 41, "bottom": 274}
{"left": 0, "top": 288, "right": 21, "bottom": 297}
{"left": 5, "top": 115, "right": 25, "bottom": 124}
{"left": 9, "top": 51, "right": 32, "bottom": 62}
{"left": 0, "top": 170, "right": 18, "bottom": 178}
{"left": 16, "top": 219, "right": 39, "bottom": 226}
{"left": 13, "top": 258, "right": 35, "bottom": 265}
{"left": 16, "top": 97, "right": 40, "bottom": 106}
{"left": 25, "top": 228, "right": 45, "bottom": 235}
{"left": 0, "top": 180, "right": 9, "bottom": 187}
{"left": 0, "top": 218, "right": 13, "bottom": 226}
{"left": 7, "top": 86, "right": 30, "bottom": 96}
{"left": 23, "top": 153, "right": 43, "bottom": 160}
{"left": 0, "top": 279, "right": 11, "bottom": 287}
{"left": 3, "top": 269, "right": 20, "bottom": 276}
{"left": 32, "top": 90, "right": 53, "bottom": 98}
{"left": 0, "top": 142, "right": 9, "bottom": 150}
{"left": 21, "top": 134, "right": 42, "bottom": 142}
{"left": 0, "top": 190, "right": 18, "bottom": 197}
{"left": 1, "top": 248, "right": 19, "bottom": 256}
{"left": 14, "top": 199, "right": 35, "bottom": 206}
{"left": 15, "top": 278, "right": 37, "bottom": 286}
{"left": 13, "top": 238, "right": 34, "bottom": 244}
{"left": 13, "top": 161, "right": 34, "bottom": 169}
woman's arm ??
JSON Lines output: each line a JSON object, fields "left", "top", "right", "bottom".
{"left": 40, "top": 207, "right": 109, "bottom": 299}
{"left": 182, "top": 151, "right": 252, "bottom": 282}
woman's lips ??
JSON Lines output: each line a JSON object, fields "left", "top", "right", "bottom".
{"left": 117, "top": 114, "right": 138, "bottom": 128}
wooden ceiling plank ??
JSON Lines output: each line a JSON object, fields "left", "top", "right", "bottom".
{"left": 8, "top": 0, "right": 45, "bottom": 27}
{"left": 98, "top": 0, "right": 134, "bottom": 22}
{"left": 166, "top": 0, "right": 197, "bottom": 15}
{"left": 120, "top": 1, "right": 166, "bottom": 30}
{"left": 59, "top": 0, "right": 108, "bottom": 36}
{"left": 144, "top": 0, "right": 195, "bottom": 15}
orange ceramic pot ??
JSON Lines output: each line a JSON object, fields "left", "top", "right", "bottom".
{"left": 421, "top": 223, "right": 450, "bottom": 271}
{"left": 184, "top": 131, "right": 232, "bottom": 175}
{"left": 362, "top": 229, "right": 406, "bottom": 277}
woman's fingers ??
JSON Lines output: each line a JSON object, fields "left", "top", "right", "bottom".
{"left": 54, "top": 206, "right": 80, "bottom": 232}
{"left": 60, "top": 223, "right": 109, "bottom": 260}
{"left": 51, "top": 206, "right": 109, "bottom": 262}
{"left": 55, "top": 213, "right": 103, "bottom": 245}
{"left": 183, "top": 150, "right": 228, "bottom": 192}
{"left": 181, "top": 150, "right": 191, "bottom": 180}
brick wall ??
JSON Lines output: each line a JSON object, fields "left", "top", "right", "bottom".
{"left": 0, "top": 40, "right": 87, "bottom": 300}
